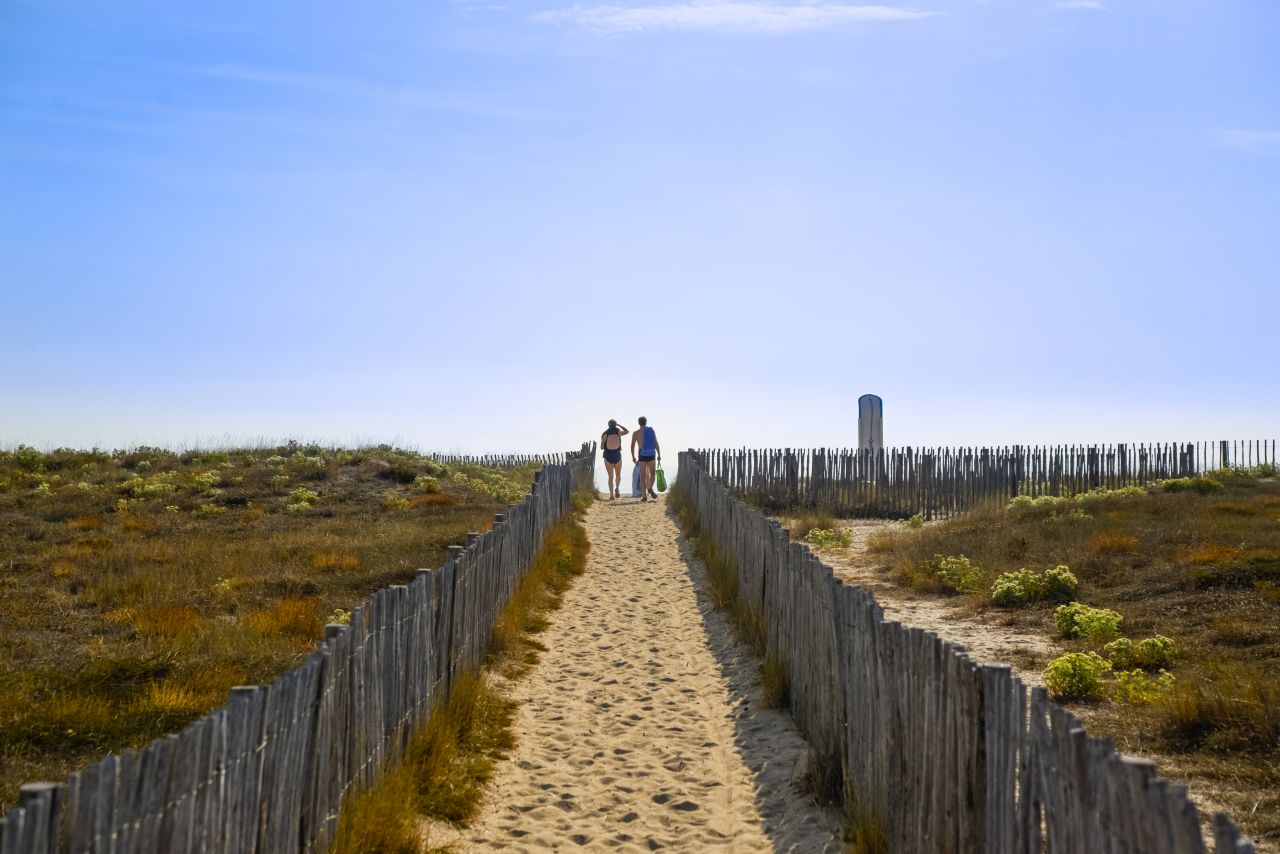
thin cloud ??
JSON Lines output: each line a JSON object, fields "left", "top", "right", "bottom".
{"left": 166, "top": 64, "right": 552, "bottom": 121}
{"left": 1208, "top": 128, "right": 1280, "bottom": 154}
{"left": 1055, "top": 1, "right": 1110, "bottom": 10}
{"left": 534, "top": 2, "right": 940, "bottom": 35}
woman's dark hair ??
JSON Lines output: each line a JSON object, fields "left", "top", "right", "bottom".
{"left": 638, "top": 416, "right": 647, "bottom": 427}
{"left": 608, "top": 419, "right": 617, "bottom": 429}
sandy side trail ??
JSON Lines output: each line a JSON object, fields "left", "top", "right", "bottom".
{"left": 800, "top": 520, "right": 1052, "bottom": 688}
{"left": 444, "top": 495, "right": 841, "bottom": 852}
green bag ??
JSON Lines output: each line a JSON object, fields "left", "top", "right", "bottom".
{"left": 655, "top": 460, "right": 667, "bottom": 493}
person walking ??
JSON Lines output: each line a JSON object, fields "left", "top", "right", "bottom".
{"left": 600, "top": 419, "right": 629, "bottom": 499}
{"left": 631, "top": 416, "right": 661, "bottom": 502}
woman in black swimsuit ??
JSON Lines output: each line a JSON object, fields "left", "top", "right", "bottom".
{"left": 601, "top": 419, "right": 629, "bottom": 499}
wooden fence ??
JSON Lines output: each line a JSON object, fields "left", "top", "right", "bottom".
{"left": 678, "top": 449, "right": 1257, "bottom": 853}
{"left": 0, "top": 444, "right": 596, "bottom": 854}
{"left": 697, "top": 439, "right": 1277, "bottom": 519}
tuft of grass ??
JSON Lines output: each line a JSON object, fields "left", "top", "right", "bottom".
{"left": 842, "top": 794, "right": 888, "bottom": 854}
{"left": 760, "top": 653, "right": 791, "bottom": 709}
{"left": 246, "top": 597, "right": 322, "bottom": 637}
{"left": 1159, "top": 668, "right": 1280, "bottom": 752}
{"left": 329, "top": 765, "right": 421, "bottom": 854}
{"left": 406, "top": 493, "right": 461, "bottom": 509}
{"left": 311, "top": 551, "right": 361, "bottom": 571}
{"left": 487, "top": 509, "right": 590, "bottom": 676}
{"left": 1088, "top": 531, "right": 1140, "bottom": 556}
{"left": 784, "top": 509, "right": 838, "bottom": 542}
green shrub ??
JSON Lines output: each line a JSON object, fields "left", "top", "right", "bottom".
{"left": 1042, "top": 566, "right": 1078, "bottom": 601}
{"left": 1105, "top": 635, "right": 1178, "bottom": 670}
{"left": 413, "top": 475, "right": 440, "bottom": 494}
{"left": 1005, "top": 495, "right": 1035, "bottom": 511}
{"left": 1157, "top": 477, "right": 1224, "bottom": 495}
{"left": 288, "top": 487, "right": 320, "bottom": 506}
{"left": 905, "top": 513, "right": 925, "bottom": 529}
{"left": 926, "top": 555, "right": 984, "bottom": 594}
{"left": 1112, "top": 669, "right": 1175, "bottom": 705}
{"left": 1054, "top": 603, "right": 1123, "bottom": 642}
{"left": 991, "top": 565, "right": 1077, "bottom": 607}
{"left": 1135, "top": 635, "right": 1177, "bottom": 669}
{"left": 805, "top": 528, "right": 854, "bottom": 549}
{"left": 382, "top": 492, "right": 410, "bottom": 511}
{"left": 1103, "top": 637, "right": 1136, "bottom": 668}
{"left": 992, "top": 569, "right": 1041, "bottom": 607}
{"left": 1044, "top": 652, "right": 1111, "bottom": 700}
{"left": 1077, "top": 485, "right": 1147, "bottom": 506}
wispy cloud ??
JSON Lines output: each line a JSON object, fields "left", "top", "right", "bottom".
{"left": 1055, "top": 1, "right": 1109, "bottom": 10}
{"left": 533, "top": 2, "right": 940, "bottom": 35}
{"left": 1208, "top": 128, "right": 1280, "bottom": 154}
{"left": 167, "top": 64, "right": 552, "bottom": 121}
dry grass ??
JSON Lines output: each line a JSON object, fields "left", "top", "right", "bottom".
{"left": 0, "top": 443, "right": 541, "bottom": 810}
{"left": 331, "top": 486, "right": 594, "bottom": 851}
{"left": 866, "top": 473, "right": 1280, "bottom": 846}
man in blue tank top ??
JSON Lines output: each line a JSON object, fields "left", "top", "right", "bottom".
{"left": 631, "top": 415, "right": 662, "bottom": 502}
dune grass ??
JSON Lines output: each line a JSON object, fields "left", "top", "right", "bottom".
{"left": 329, "top": 483, "right": 594, "bottom": 853}
{"left": 865, "top": 471, "right": 1280, "bottom": 846}
{"left": 0, "top": 443, "right": 540, "bottom": 810}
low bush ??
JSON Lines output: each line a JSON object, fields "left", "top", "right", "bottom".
{"left": 922, "top": 554, "right": 985, "bottom": 594}
{"left": 1054, "top": 602, "right": 1123, "bottom": 642}
{"left": 1134, "top": 635, "right": 1178, "bottom": 669}
{"left": 991, "top": 565, "right": 1077, "bottom": 607}
{"left": 1157, "top": 476, "right": 1224, "bottom": 495}
{"left": 991, "top": 569, "right": 1040, "bottom": 607}
{"left": 1112, "top": 669, "right": 1175, "bottom": 705}
{"left": 1044, "top": 652, "right": 1111, "bottom": 700}
{"left": 805, "top": 527, "right": 854, "bottom": 549}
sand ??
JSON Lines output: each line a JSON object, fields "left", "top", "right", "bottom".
{"left": 438, "top": 494, "right": 842, "bottom": 852}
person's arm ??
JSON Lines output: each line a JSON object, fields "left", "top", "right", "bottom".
{"left": 654, "top": 435, "right": 662, "bottom": 460}
{"left": 631, "top": 431, "right": 639, "bottom": 462}
{"left": 617, "top": 425, "right": 629, "bottom": 435}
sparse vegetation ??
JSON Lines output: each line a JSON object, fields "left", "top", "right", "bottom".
{"left": 1112, "top": 669, "right": 1175, "bottom": 706}
{"left": 0, "top": 443, "right": 541, "bottom": 809}
{"left": 919, "top": 554, "right": 985, "bottom": 594}
{"left": 805, "top": 527, "right": 854, "bottom": 549}
{"left": 1053, "top": 602, "right": 1123, "bottom": 642}
{"left": 991, "top": 565, "right": 1078, "bottom": 607}
{"left": 861, "top": 469, "right": 1280, "bottom": 845}
{"left": 1044, "top": 652, "right": 1112, "bottom": 700}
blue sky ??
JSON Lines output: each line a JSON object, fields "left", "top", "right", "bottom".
{"left": 2, "top": 0, "right": 1277, "bottom": 457}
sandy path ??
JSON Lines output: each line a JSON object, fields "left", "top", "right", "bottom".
{"left": 447, "top": 495, "right": 841, "bottom": 852}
